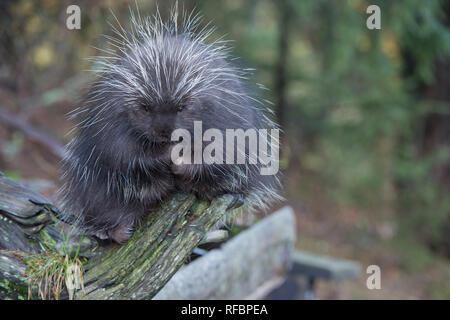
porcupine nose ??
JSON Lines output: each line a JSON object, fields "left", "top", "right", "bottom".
{"left": 159, "top": 127, "right": 172, "bottom": 140}
{"left": 153, "top": 112, "right": 174, "bottom": 140}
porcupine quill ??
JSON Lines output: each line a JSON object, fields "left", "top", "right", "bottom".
{"left": 58, "top": 4, "right": 282, "bottom": 243}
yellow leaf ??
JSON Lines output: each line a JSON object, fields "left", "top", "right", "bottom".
{"left": 381, "top": 33, "right": 400, "bottom": 62}
{"left": 33, "top": 44, "right": 54, "bottom": 69}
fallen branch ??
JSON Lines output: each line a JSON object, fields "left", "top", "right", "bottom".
{"left": 0, "top": 108, "right": 66, "bottom": 159}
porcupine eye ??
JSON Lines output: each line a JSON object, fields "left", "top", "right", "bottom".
{"left": 177, "top": 104, "right": 186, "bottom": 112}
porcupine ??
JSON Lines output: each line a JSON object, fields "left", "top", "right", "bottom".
{"left": 58, "top": 7, "right": 282, "bottom": 243}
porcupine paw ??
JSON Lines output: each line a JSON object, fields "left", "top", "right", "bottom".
{"left": 96, "top": 225, "right": 135, "bottom": 243}
{"left": 226, "top": 194, "right": 245, "bottom": 211}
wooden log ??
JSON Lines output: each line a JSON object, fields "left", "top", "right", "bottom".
{"left": 0, "top": 173, "right": 236, "bottom": 299}
{"left": 0, "top": 171, "right": 55, "bottom": 231}
{"left": 78, "top": 193, "right": 233, "bottom": 299}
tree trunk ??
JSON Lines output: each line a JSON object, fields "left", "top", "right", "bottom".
{"left": 274, "top": 0, "right": 292, "bottom": 136}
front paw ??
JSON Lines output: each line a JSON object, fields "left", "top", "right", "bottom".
{"left": 96, "top": 225, "right": 135, "bottom": 244}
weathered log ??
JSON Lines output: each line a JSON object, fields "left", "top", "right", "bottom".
{"left": 0, "top": 173, "right": 235, "bottom": 299}
{"left": 154, "top": 206, "right": 295, "bottom": 299}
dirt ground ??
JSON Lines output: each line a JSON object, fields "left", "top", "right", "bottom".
{"left": 288, "top": 180, "right": 450, "bottom": 299}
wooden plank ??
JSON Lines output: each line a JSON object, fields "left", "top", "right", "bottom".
{"left": 291, "top": 250, "right": 361, "bottom": 281}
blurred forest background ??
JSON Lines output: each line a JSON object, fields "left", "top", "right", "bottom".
{"left": 0, "top": 0, "right": 449, "bottom": 299}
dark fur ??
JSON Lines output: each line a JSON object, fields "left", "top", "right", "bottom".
{"left": 59, "top": 17, "right": 281, "bottom": 242}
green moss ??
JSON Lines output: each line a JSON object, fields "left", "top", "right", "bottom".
{"left": 0, "top": 278, "right": 28, "bottom": 300}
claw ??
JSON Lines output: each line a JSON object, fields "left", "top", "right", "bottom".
{"left": 226, "top": 194, "right": 245, "bottom": 211}
{"left": 108, "top": 225, "right": 135, "bottom": 243}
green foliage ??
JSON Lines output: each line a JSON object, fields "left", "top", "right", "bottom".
{"left": 277, "top": 0, "right": 450, "bottom": 259}
{"left": 1, "top": 233, "right": 87, "bottom": 300}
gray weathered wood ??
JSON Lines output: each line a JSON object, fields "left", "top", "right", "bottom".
{"left": 154, "top": 206, "right": 295, "bottom": 299}
{"left": 0, "top": 172, "right": 55, "bottom": 232}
